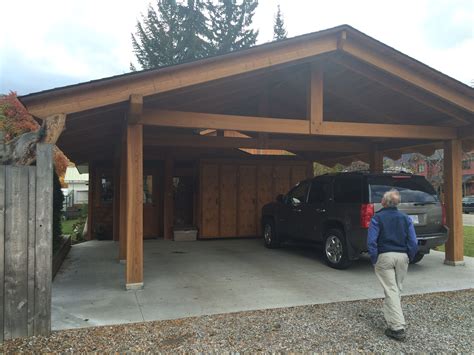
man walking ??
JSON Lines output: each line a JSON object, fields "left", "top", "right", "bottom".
{"left": 367, "top": 189, "right": 418, "bottom": 341}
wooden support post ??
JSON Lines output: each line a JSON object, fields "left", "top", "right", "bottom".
{"left": 125, "top": 124, "right": 144, "bottom": 289}
{"left": 444, "top": 139, "right": 464, "bottom": 265}
{"left": 112, "top": 153, "right": 121, "bottom": 242}
{"left": 118, "top": 133, "right": 128, "bottom": 261}
{"left": 163, "top": 157, "right": 174, "bottom": 240}
{"left": 86, "top": 162, "right": 94, "bottom": 241}
{"left": 369, "top": 144, "right": 383, "bottom": 173}
{"left": 308, "top": 62, "right": 324, "bottom": 134}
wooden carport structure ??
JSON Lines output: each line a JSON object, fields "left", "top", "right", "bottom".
{"left": 20, "top": 25, "right": 474, "bottom": 289}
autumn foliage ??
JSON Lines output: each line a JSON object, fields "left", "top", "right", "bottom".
{"left": 0, "top": 92, "right": 69, "bottom": 177}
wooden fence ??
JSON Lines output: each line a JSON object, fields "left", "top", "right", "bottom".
{"left": 0, "top": 144, "right": 53, "bottom": 342}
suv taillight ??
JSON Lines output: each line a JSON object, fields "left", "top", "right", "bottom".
{"left": 442, "top": 203, "right": 447, "bottom": 226}
{"left": 360, "top": 203, "right": 375, "bottom": 228}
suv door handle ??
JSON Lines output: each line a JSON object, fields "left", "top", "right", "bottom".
{"left": 316, "top": 208, "right": 326, "bottom": 213}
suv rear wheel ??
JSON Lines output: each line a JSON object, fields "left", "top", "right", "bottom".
{"left": 263, "top": 220, "right": 280, "bottom": 249}
{"left": 323, "top": 228, "right": 352, "bottom": 269}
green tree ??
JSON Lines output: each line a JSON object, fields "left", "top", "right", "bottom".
{"left": 273, "top": 4, "right": 287, "bottom": 41}
{"left": 131, "top": 0, "right": 211, "bottom": 69}
{"left": 207, "top": 0, "right": 259, "bottom": 55}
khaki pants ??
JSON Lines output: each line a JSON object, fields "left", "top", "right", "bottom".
{"left": 374, "top": 252, "right": 409, "bottom": 331}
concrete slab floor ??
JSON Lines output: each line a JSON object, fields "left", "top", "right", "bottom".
{"left": 52, "top": 239, "right": 474, "bottom": 330}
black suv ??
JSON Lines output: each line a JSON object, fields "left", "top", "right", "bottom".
{"left": 261, "top": 172, "right": 448, "bottom": 269}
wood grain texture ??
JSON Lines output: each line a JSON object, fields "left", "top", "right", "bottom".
{"left": 238, "top": 165, "right": 257, "bottom": 236}
{"left": 444, "top": 139, "right": 464, "bottom": 263}
{"left": 369, "top": 145, "right": 383, "bottom": 173}
{"left": 0, "top": 167, "right": 5, "bottom": 343}
{"left": 34, "top": 144, "right": 53, "bottom": 335}
{"left": 4, "top": 167, "right": 29, "bottom": 339}
{"left": 125, "top": 124, "right": 143, "bottom": 286}
{"left": 141, "top": 109, "right": 311, "bottom": 135}
{"left": 257, "top": 165, "right": 274, "bottom": 231}
{"left": 27, "top": 167, "right": 36, "bottom": 336}
{"left": 308, "top": 62, "right": 324, "bottom": 134}
{"left": 219, "top": 165, "right": 237, "bottom": 237}
{"left": 200, "top": 164, "right": 219, "bottom": 237}
{"left": 163, "top": 157, "right": 174, "bottom": 240}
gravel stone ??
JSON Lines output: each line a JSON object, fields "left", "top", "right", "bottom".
{"left": 3, "top": 289, "right": 473, "bottom": 353}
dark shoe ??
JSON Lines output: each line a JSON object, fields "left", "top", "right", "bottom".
{"left": 385, "top": 328, "right": 406, "bottom": 341}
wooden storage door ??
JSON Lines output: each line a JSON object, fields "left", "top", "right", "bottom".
{"left": 257, "top": 165, "right": 274, "bottom": 229}
{"left": 274, "top": 165, "right": 291, "bottom": 195}
{"left": 201, "top": 163, "right": 219, "bottom": 237}
{"left": 238, "top": 165, "right": 257, "bottom": 236}
{"left": 219, "top": 165, "right": 237, "bottom": 237}
{"left": 291, "top": 165, "right": 308, "bottom": 185}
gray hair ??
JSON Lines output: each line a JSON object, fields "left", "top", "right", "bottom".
{"left": 382, "top": 189, "right": 401, "bottom": 207}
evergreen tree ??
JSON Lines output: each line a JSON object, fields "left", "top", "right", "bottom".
{"left": 207, "top": 0, "right": 259, "bottom": 55}
{"left": 273, "top": 5, "right": 287, "bottom": 41}
{"left": 131, "top": 0, "right": 211, "bottom": 69}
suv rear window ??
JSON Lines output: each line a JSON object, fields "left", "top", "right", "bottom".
{"left": 334, "top": 176, "right": 363, "bottom": 203}
{"left": 368, "top": 176, "right": 438, "bottom": 203}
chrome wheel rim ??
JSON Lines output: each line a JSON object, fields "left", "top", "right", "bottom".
{"left": 264, "top": 224, "right": 272, "bottom": 245}
{"left": 325, "top": 235, "right": 343, "bottom": 264}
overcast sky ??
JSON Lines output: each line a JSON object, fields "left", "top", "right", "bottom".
{"left": 1, "top": 0, "right": 473, "bottom": 95}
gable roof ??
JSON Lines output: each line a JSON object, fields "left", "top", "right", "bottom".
{"left": 19, "top": 24, "right": 474, "bottom": 118}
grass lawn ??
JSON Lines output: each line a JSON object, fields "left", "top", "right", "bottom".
{"left": 62, "top": 218, "right": 80, "bottom": 235}
{"left": 435, "top": 226, "right": 474, "bottom": 257}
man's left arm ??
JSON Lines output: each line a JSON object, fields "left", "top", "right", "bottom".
{"left": 367, "top": 217, "right": 380, "bottom": 265}
{"left": 407, "top": 218, "right": 418, "bottom": 262}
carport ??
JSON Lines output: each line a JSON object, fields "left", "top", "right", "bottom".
{"left": 20, "top": 25, "right": 474, "bottom": 289}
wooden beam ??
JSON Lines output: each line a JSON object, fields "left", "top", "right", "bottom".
{"left": 443, "top": 139, "right": 464, "bottom": 265}
{"left": 308, "top": 62, "right": 324, "bottom": 134}
{"left": 369, "top": 144, "right": 383, "bottom": 173}
{"left": 140, "top": 109, "right": 311, "bottom": 135}
{"left": 25, "top": 36, "right": 338, "bottom": 118}
{"left": 128, "top": 94, "right": 143, "bottom": 124}
{"left": 332, "top": 55, "right": 472, "bottom": 124}
{"left": 341, "top": 40, "right": 474, "bottom": 113}
{"left": 163, "top": 157, "right": 174, "bottom": 241}
{"left": 125, "top": 124, "right": 143, "bottom": 289}
{"left": 118, "top": 134, "right": 127, "bottom": 261}
{"left": 143, "top": 134, "right": 370, "bottom": 153}
{"left": 320, "top": 121, "right": 456, "bottom": 140}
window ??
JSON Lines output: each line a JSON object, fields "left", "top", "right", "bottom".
{"left": 308, "top": 180, "right": 330, "bottom": 203}
{"left": 368, "top": 176, "right": 438, "bottom": 203}
{"left": 143, "top": 175, "right": 153, "bottom": 204}
{"left": 334, "top": 176, "right": 363, "bottom": 203}
{"left": 418, "top": 164, "right": 425, "bottom": 173}
{"left": 462, "top": 160, "right": 471, "bottom": 170}
{"left": 286, "top": 181, "right": 310, "bottom": 205}
{"left": 100, "top": 175, "right": 113, "bottom": 203}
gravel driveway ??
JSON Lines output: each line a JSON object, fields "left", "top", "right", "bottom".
{"left": 4, "top": 289, "right": 473, "bottom": 353}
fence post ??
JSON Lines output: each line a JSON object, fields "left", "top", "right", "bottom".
{"left": 34, "top": 144, "right": 53, "bottom": 335}
{"left": 0, "top": 166, "right": 5, "bottom": 343}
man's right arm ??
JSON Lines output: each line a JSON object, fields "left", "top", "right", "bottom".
{"left": 406, "top": 217, "right": 418, "bottom": 262}
{"left": 367, "top": 216, "right": 380, "bottom": 265}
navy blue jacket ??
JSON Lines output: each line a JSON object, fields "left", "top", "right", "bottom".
{"left": 367, "top": 207, "right": 418, "bottom": 264}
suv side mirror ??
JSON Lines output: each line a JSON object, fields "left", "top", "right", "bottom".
{"left": 276, "top": 194, "right": 285, "bottom": 203}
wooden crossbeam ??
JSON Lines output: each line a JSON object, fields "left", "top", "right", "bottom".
{"left": 143, "top": 134, "right": 370, "bottom": 153}
{"left": 140, "top": 109, "right": 311, "bottom": 135}
{"left": 320, "top": 121, "right": 456, "bottom": 140}
{"left": 128, "top": 94, "right": 143, "bottom": 124}
{"left": 340, "top": 40, "right": 474, "bottom": 113}
{"left": 139, "top": 109, "right": 456, "bottom": 140}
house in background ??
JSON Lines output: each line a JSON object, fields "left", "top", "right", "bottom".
{"left": 63, "top": 166, "right": 89, "bottom": 208}
{"left": 408, "top": 151, "right": 474, "bottom": 196}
